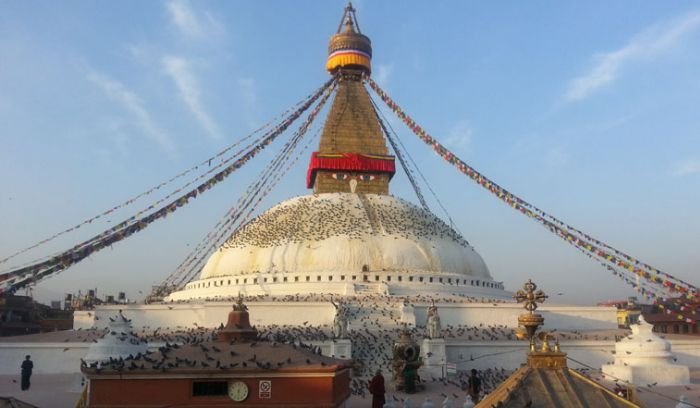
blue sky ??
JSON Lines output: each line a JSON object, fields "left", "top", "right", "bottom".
{"left": 1, "top": 1, "right": 699, "bottom": 304}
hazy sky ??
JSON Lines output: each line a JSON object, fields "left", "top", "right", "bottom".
{"left": 1, "top": 1, "right": 699, "bottom": 305}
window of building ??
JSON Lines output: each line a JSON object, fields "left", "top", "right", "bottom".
{"left": 253, "top": 278, "right": 258, "bottom": 284}
{"left": 362, "top": 264, "right": 369, "bottom": 272}
{"left": 273, "top": 277, "right": 278, "bottom": 283}
{"left": 317, "top": 276, "right": 322, "bottom": 281}
{"left": 419, "top": 277, "right": 424, "bottom": 282}
{"left": 429, "top": 277, "right": 433, "bottom": 283}
{"left": 375, "top": 275, "right": 380, "bottom": 281}
{"left": 283, "top": 277, "right": 288, "bottom": 282}
{"left": 352, "top": 275, "right": 357, "bottom": 281}
{"left": 236, "top": 279, "right": 239, "bottom": 284}
{"left": 398, "top": 276, "right": 402, "bottom": 282}
{"left": 306, "top": 276, "right": 310, "bottom": 282}
{"left": 295, "top": 276, "right": 299, "bottom": 282}
{"left": 439, "top": 278, "right": 443, "bottom": 283}
{"left": 387, "top": 276, "right": 392, "bottom": 282}
{"left": 341, "top": 275, "right": 345, "bottom": 281}
{"left": 243, "top": 279, "right": 247, "bottom": 284}
{"left": 329, "top": 276, "right": 333, "bottom": 281}
{"left": 192, "top": 381, "right": 228, "bottom": 397}
{"left": 263, "top": 278, "right": 268, "bottom": 283}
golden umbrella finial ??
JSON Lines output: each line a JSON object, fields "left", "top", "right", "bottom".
{"left": 326, "top": 1, "right": 372, "bottom": 74}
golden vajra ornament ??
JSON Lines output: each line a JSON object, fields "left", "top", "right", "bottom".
{"left": 514, "top": 279, "right": 548, "bottom": 314}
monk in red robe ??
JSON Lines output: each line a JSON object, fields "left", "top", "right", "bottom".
{"left": 368, "top": 369, "right": 386, "bottom": 408}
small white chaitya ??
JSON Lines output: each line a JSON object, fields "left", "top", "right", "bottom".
{"left": 602, "top": 315, "right": 689, "bottom": 386}
{"left": 84, "top": 310, "right": 147, "bottom": 364}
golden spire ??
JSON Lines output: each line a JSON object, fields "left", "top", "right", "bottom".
{"left": 307, "top": 3, "right": 395, "bottom": 194}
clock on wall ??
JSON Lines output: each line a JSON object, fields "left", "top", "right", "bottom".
{"left": 228, "top": 381, "right": 249, "bottom": 402}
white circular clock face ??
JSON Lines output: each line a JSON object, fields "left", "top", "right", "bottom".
{"left": 228, "top": 381, "right": 249, "bottom": 402}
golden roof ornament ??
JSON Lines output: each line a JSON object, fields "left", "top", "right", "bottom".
{"left": 326, "top": 2, "right": 372, "bottom": 74}
{"left": 514, "top": 279, "right": 548, "bottom": 314}
{"left": 514, "top": 279, "right": 547, "bottom": 351}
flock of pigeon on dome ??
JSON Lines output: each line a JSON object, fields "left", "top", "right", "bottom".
{"left": 222, "top": 194, "right": 469, "bottom": 250}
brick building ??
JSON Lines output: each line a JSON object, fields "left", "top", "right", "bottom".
{"left": 80, "top": 299, "right": 353, "bottom": 407}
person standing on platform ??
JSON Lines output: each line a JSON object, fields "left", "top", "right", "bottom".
{"left": 467, "top": 369, "right": 481, "bottom": 403}
{"left": 368, "top": 369, "right": 386, "bottom": 408}
{"left": 20, "top": 355, "right": 33, "bottom": 391}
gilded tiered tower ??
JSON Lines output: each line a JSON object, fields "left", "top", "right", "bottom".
{"left": 306, "top": 3, "right": 396, "bottom": 195}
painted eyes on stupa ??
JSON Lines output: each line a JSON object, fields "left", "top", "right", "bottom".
{"left": 331, "top": 173, "right": 376, "bottom": 181}
{"left": 332, "top": 173, "right": 349, "bottom": 181}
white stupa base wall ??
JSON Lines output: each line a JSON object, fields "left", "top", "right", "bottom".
{"left": 421, "top": 338, "right": 447, "bottom": 379}
{"left": 166, "top": 277, "right": 510, "bottom": 302}
{"left": 73, "top": 302, "right": 619, "bottom": 332}
{"left": 602, "top": 364, "right": 690, "bottom": 386}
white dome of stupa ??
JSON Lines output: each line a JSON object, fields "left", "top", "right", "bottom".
{"left": 167, "top": 193, "right": 507, "bottom": 301}
{"left": 200, "top": 193, "right": 491, "bottom": 280}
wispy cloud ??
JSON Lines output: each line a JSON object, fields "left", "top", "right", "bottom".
{"left": 237, "top": 78, "right": 259, "bottom": 128}
{"left": 443, "top": 120, "right": 473, "bottom": 153}
{"left": 237, "top": 78, "right": 257, "bottom": 109}
{"left": 87, "top": 71, "right": 176, "bottom": 156}
{"left": 565, "top": 10, "right": 700, "bottom": 102}
{"left": 163, "top": 56, "right": 221, "bottom": 139}
{"left": 165, "top": 0, "right": 222, "bottom": 39}
{"left": 671, "top": 159, "right": 700, "bottom": 176}
{"left": 374, "top": 63, "right": 394, "bottom": 87}
{"left": 546, "top": 147, "right": 570, "bottom": 167}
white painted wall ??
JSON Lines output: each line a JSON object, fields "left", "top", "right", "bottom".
{"left": 167, "top": 279, "right": 509, "bottom": 302}
{"left": 0, "top": 343, "right": 90, "bottom": 375}
{"left": 74, "top": 302, "right": 338, "bottom": 330}
{"left": 411, "top": 304, "right": 618, "bottom": 331}
{"left": 75, "top": 302, "right": 617, "bottom": 331}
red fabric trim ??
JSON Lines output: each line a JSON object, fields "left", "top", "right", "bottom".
{"left": 306, "top": 152, "right": 396, "bottom": 188}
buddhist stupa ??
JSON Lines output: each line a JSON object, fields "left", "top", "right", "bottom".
{"left": 602, "top": 316, "right": 690, "bottom": 386}
{"left": 166, "top": 3, "right": 506, "bottom": 301}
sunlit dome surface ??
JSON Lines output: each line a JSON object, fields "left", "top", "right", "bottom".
{"left": 199, "top": 192, "right": 492, "bottom": 280}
